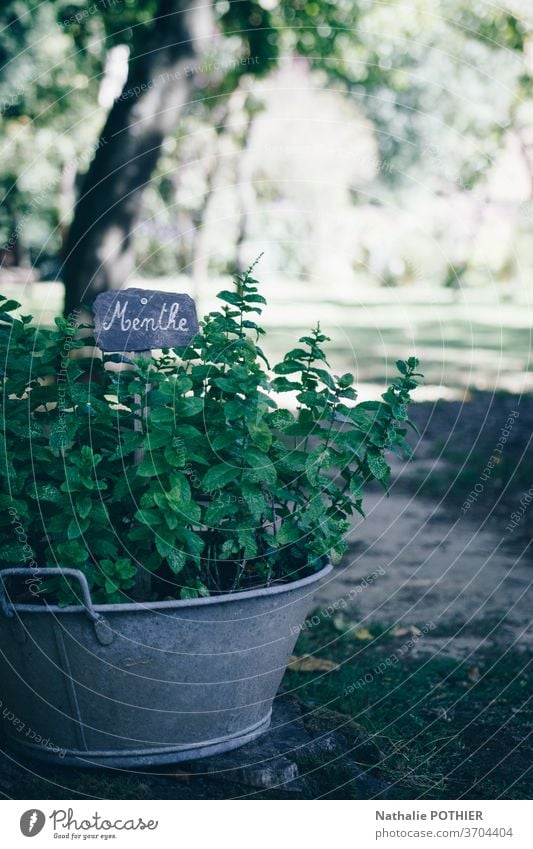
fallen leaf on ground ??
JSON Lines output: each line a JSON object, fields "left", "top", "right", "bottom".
{"left": 352, "top": 627, "right": 374, "bottom": 640}
{"left": 288, "top": 654, "right": 339, "bottom": 672}
{"left": 389, "top": 625, "right": 422, "bottom": 637}
{"left": 467, "top": 666, "right": 481, "bottom": 683}
{"left": 332, "top": 613, "right": 349, "bottom": 631}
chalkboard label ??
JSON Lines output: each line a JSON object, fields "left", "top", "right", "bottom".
{"left": 93, "top": 288, "right": 199, "bottom": 352}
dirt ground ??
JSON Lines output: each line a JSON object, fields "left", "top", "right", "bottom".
{"left": 314, "top": 390, "right": 531, "bottom": 656}
{"left": 316, "top": 491, "right": 532, "bottom": 658}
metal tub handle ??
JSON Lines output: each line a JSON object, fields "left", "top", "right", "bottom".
{"left": 0, "top": 568, "right": 113, "bottom": 645}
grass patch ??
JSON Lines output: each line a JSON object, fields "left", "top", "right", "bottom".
{"left": 284, "top": 616, "right": 532, "bottom": 798}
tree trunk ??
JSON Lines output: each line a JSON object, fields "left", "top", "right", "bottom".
{"left": 63, "top": 0, "right": 213, "bottom": 316}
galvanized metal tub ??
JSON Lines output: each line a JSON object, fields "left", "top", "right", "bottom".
{"left": 0, "top": 563, "right": 332, "bottom": 767}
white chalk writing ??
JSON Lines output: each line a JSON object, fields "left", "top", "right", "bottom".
{"left": 102, "top": 300, "right": 190, "bottom": 333}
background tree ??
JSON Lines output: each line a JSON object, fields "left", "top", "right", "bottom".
{"left": 63, "top": 0, "right": 215, "bottom": 314}
{"left": 0, "top": 0, "right": 531, "bottom": 310}
{"left": 0, "top": 0, "right": 104, "bottom": 273}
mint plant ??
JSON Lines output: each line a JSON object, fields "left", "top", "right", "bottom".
{"left": 0, "top": 269, "right": 422, "bottom": 605}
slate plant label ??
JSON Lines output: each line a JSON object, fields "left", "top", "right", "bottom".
{"left": 93, "top": 288, "right": 199, "bottom": 352}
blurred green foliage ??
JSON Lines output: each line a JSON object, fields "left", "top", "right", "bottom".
{"left": 0, "top": 0, "right": 531, "bottom": 279}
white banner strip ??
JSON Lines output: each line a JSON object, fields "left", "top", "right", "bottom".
{"left": 2, "top": 799, "right": 532, "bottom": 848}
